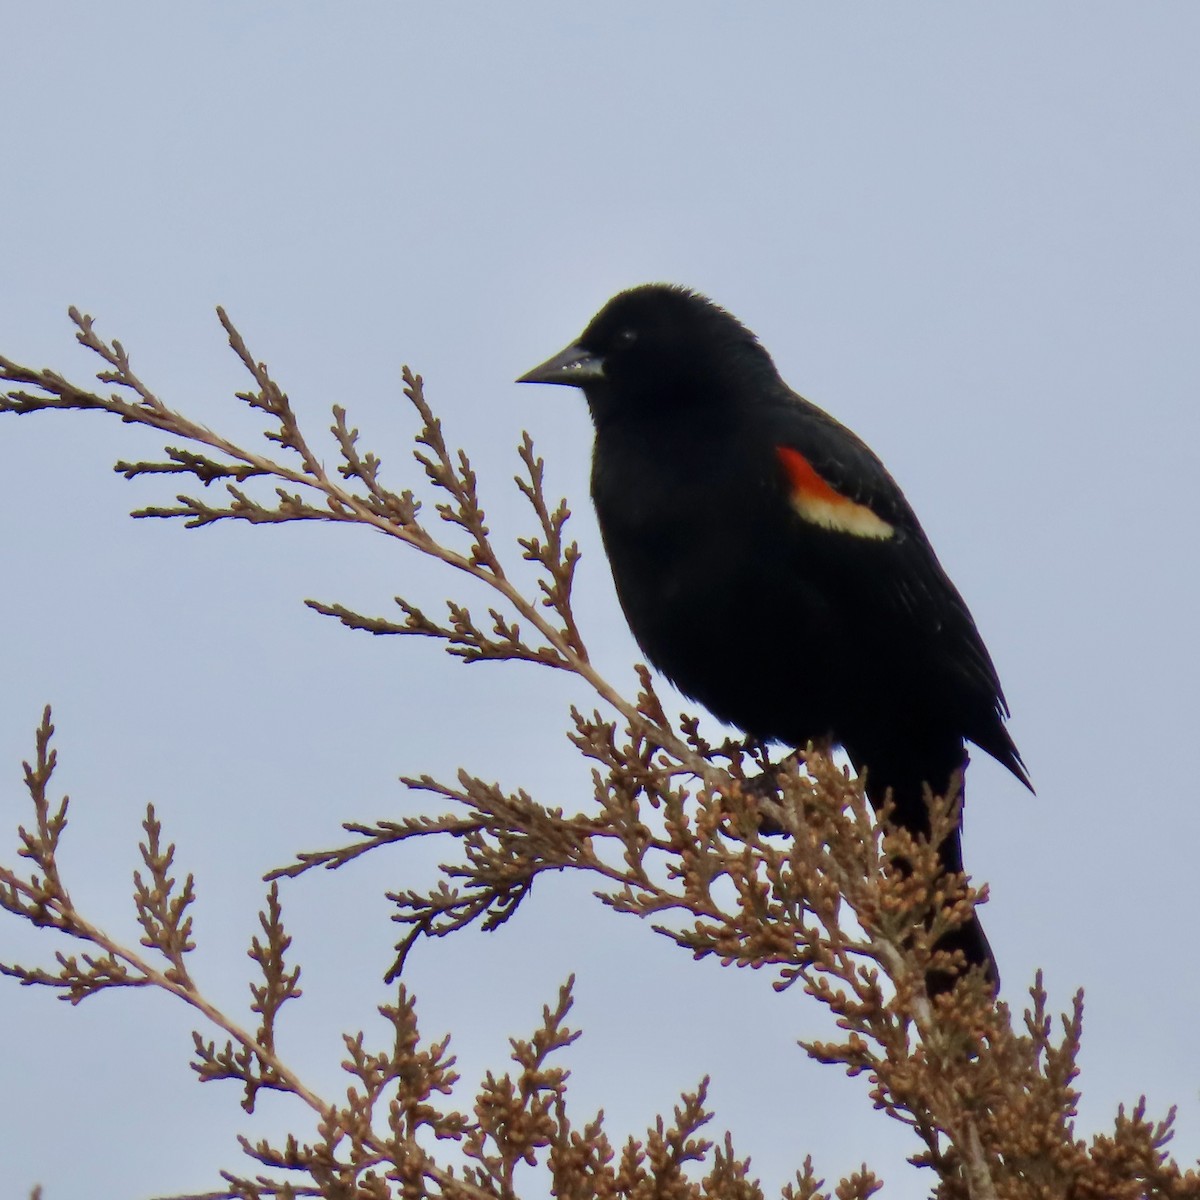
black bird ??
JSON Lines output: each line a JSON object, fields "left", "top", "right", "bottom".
{"left": 518, "top": 284, "right": 1030, "bottom": 990}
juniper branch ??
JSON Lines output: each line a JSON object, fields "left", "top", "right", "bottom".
{"left": 5, "top": 313, "right": 1198, "bottom": 1200}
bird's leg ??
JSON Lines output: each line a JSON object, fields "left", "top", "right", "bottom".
{"left": 728, "top": 739, "right": 832, "bottom": 836}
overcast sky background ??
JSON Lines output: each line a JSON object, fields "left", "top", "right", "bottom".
{"left": 2, "top": 5, "right": 1198, "bottom": 1198}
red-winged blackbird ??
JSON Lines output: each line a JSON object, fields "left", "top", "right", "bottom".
{"left": 518, "top": 284, "right": 1030, "bottom": 990}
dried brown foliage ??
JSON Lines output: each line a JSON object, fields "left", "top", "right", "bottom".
{"left": 1, "top": 311, "right": 1196, "bottom": 1199}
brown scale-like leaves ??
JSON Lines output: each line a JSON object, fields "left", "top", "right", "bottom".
{"left": 2, "top": 311, "right": 1198, "bottom": 1199}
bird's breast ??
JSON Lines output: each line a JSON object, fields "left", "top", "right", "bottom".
{"left": 589, "top": 423, "right": 800, "bottom": 677}
{"left": 590, "top": 423, "right": 764, "bottom": 587}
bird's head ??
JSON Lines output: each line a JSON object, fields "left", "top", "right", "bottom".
{"left": 517, "top": 284, "right": 778, "bottom": 425}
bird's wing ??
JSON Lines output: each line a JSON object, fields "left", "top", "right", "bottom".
{"left": 763, "top": 391, "right": 928, "bottom": 540}
{"left": 765, "top": 390, "right": 1028, "bottom": 781}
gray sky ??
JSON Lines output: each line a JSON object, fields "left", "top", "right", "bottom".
{"left": 2, "top": 5, "right": 1198, "bottom": 1197}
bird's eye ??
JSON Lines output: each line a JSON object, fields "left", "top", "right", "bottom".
{"left": 615, "top": 328, "right": 638, "bottom": 348}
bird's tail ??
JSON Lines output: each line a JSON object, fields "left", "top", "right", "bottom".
{"left": 859, "top": 749, "right": 999, "bottom": 996}
{"left": 749, "top": 746, "right": 999, "bottom": 993}
{"left": 921, "top": 821, "right": 998, "bottom": 995}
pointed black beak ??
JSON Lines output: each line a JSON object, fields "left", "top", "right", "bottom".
{"left": 516, "top": 342, "right": 606, "bottom": 388}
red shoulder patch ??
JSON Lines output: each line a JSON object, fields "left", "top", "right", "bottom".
{"left": 776, "top": 446, "right": 846, "bottom": 505}
{"left": 774, "top": 446, "right": 895, "bottom": 540}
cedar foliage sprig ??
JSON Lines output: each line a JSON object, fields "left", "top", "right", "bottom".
{"left": 2, "top": 311, "right": 1197, "bottom": 1199}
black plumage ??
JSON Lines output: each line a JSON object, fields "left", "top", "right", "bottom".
{"left": 519, "top": 284, "right": 1030, "bottom": 989}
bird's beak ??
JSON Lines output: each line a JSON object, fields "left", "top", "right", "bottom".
{"left": 516, "top": 342, "right": 605, "bottom": 387}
